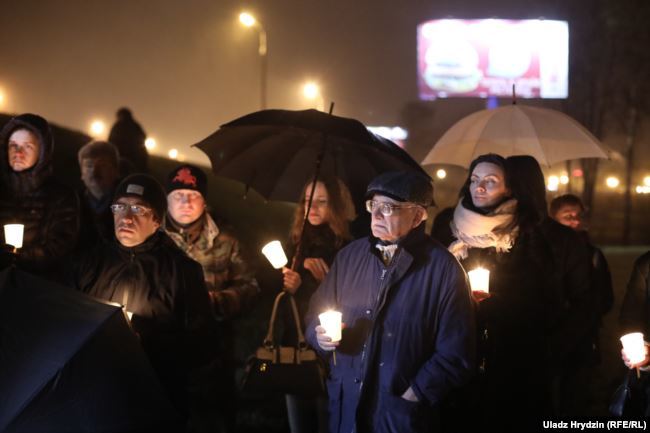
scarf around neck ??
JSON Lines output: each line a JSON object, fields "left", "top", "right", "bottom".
{"left": 449, "top": 198, "right": 518, "bottom": 260}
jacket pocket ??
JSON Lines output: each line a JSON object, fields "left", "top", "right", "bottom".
{"left": 375, "top": 392, "right": 429, "bottom": 433}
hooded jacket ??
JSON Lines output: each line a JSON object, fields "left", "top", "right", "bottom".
{"left": 305, "top": 226, "right": 476, "bottom": 433}
{"left": 0, "top": 114, "right": 80, "bottom": 280}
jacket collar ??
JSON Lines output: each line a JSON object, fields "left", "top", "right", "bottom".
{"left": 163, "top": 212, "right": 220, "bottom": 248}
{"left": 367, "top": 223, "right": 428, "bottom": 258}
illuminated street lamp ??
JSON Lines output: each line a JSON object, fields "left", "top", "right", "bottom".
{"left": 145, "top": 137, "right": 156, "bottom": 151}
{"left": 89, "top": 119, "right": 106, "bottom": 138}
{"left": 239, "top": 11, "right": 267, "bottom": 109}
{"left": 302, "top": 81, "right": 324, "bottom": 111}
{"left": 606, "top": 176, "right": 620, "bottom": 189}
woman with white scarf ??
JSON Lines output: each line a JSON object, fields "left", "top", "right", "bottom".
{"left": 446, "top": 154, "right": 563, "bottom": 431}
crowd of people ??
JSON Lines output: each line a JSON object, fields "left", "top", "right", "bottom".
{"left": 0, "top": 111, "right": 649, "bottom": 433}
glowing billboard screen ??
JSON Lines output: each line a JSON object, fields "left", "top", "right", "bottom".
{"left": 417, "top": 19, "right": 568, "bottom": 99}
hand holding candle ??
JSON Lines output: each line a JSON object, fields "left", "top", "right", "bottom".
{"left": 316, "top": 310, "right": 342, "bottom": 365}
{"left": 319, "top": 310, "right": 342, "bottom": 342}
{"left": 621, "top": 332, "right": 647, "bottom": 367}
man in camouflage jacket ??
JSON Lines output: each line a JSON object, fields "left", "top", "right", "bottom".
{"left": 163, "top": 164, "right": 259, "bottom": 432}
{"left": 163, "top": 164, "right": 259, "bottom": 320}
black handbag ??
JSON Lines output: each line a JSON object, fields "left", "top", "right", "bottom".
{"left": 242, "top": 291, "right": 326, "bottom": 397}
{"left": 609, "top": 369, "right": 649, "bottom": 416}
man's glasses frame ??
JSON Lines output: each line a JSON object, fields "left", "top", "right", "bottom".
{"left": 110, "top": 203, "right": 153, "bottom": 216}
{"left": 365, "top": 200, "right": 419, "bottom": 216}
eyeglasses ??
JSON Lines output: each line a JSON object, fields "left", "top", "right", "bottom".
{"left": 365, "top": 200, "right": 419, "bottom": 216}
{"left": 110, "top": 203, "right": 153, "bottom": 216}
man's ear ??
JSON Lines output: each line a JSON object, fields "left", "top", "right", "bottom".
{"left": 413, "top": 207, "right": 427, "bottom": 227}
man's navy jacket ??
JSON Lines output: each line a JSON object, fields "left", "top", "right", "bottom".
{"left": 305, "top": 226, "right": 476, "bottom": 433}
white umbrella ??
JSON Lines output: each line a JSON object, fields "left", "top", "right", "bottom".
{"left": 421, "top": 105, "right": 611, "bottom": 168}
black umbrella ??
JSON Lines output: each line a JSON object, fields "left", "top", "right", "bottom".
{"left": 193, "top": 108, "right": 430, "bottom": 205}
{"left": 0, "top": 267, "right": 183, "bottom": 433}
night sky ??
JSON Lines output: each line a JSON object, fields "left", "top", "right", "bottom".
{"left": 0, "top": 0, "right": 566, "bottom": 163}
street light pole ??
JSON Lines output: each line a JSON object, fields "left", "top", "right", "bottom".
{"left": 240, "top": 12, "right": 267, "bottom": 110}
{"left": 259, "top": 28, "right": 267, "bottom": 109}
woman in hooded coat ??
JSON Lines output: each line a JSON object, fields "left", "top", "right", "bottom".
{"left": 447, "top": 154, "right": 594, "bottom": 429}
{"left": 0, "top": 113, "right": 80, "bottom": 281}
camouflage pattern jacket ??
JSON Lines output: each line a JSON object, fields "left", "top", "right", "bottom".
{"left": 164, "top": 212, "right": 259, "bottom": 319}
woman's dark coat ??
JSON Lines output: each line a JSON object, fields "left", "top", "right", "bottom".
{"left": 620, "top": 250, "right": 650, "bottom": 334}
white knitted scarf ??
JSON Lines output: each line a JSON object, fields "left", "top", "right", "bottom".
{"left": 448, "top": 198, "right": 518, "bottom": 260}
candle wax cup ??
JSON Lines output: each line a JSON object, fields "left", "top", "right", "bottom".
{"left": 319, "top": 311, "right": 342, "bottom": 342}
{"left": 621, "top": 332, "right": 646, "bottom": 365}
{"left": 261, "top": 240, "right": 288, "bottom": 269}
{"left": 468, "top": 268, "right": 490, "bottom": 293}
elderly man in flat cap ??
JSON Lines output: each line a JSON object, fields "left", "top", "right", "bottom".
{"left": 305, "top": 170, "right": 476, "bottom": 433}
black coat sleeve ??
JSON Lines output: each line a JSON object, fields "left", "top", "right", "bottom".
{"left": 619, "top": 251, "right": 650, "bottom": 334}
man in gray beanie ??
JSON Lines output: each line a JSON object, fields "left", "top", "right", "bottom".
{"left": 305, "top": 170, "right": 476, "bottom": 433}
{"left": 72, "top": 173, "right": 220, "bottom": 429}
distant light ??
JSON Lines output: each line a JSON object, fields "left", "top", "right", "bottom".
{"left": 303, "top": 82, "right": 320, "bottom": 100}
{"left": 559, "top": 174, "right": 569, "bottom": 185}
{"left": 644, "top": 176, "right": 650, "bottom": 187}
{"left": 636, "top": 186, "right": 650, "bottom": 194}
{"left": 168, "top": 148, "right": 179, "bottom": 159}
{"left": 89, "top": 120, "right": 106, "bottom": 137}
{"left": 367, "top": 126, "right": 409, "bottom": 141}
{"left": 547, "top": 175, "right": 559, "bottom": 191}
{"left": 239, "top": 12, "right": 256, "bottom": 27}
{"left": 436, "top": 169, "right": 447, "bottom": 179}
{"left": 606, "top": 176, "right": 620, "bottom": 188}
{"left": 145, "top": 137, "right": 156, "bottom": 150}
{"left": 572, "top": 169, "right": 583, "bottom": 178}
{"left": 0, "top": 89, "right": 5, "bottom": 108}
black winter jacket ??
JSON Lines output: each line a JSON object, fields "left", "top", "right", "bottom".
{"left": 72, "top": 230, "right": 219, "bottom": 416}
{"left": 0, "top": 114, "right": 80, "bottom": 281}
{"left": 456, "top": 219, "right": 595, "bottom": 426}
{"left": 620, "top": 250, "right": 650, "bottom": 334}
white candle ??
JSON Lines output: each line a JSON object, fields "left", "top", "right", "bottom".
{"left": 4, "top": 224, "right": 24, "bottom": 249}
{"left": 319, "top": 310, "right": 342, "bottom": 342}
{"left": 621, "top": 332, "right": 646, "bottom": 364}
{"left": 468, "top": 267, "right": 490, "bottom": 293}
{"left": 261, "top": 240, "right": 288, "bottom": 269}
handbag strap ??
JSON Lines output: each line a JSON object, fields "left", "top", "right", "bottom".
{"left": 263, "top": 291, "right": 307, "bottom": 349}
